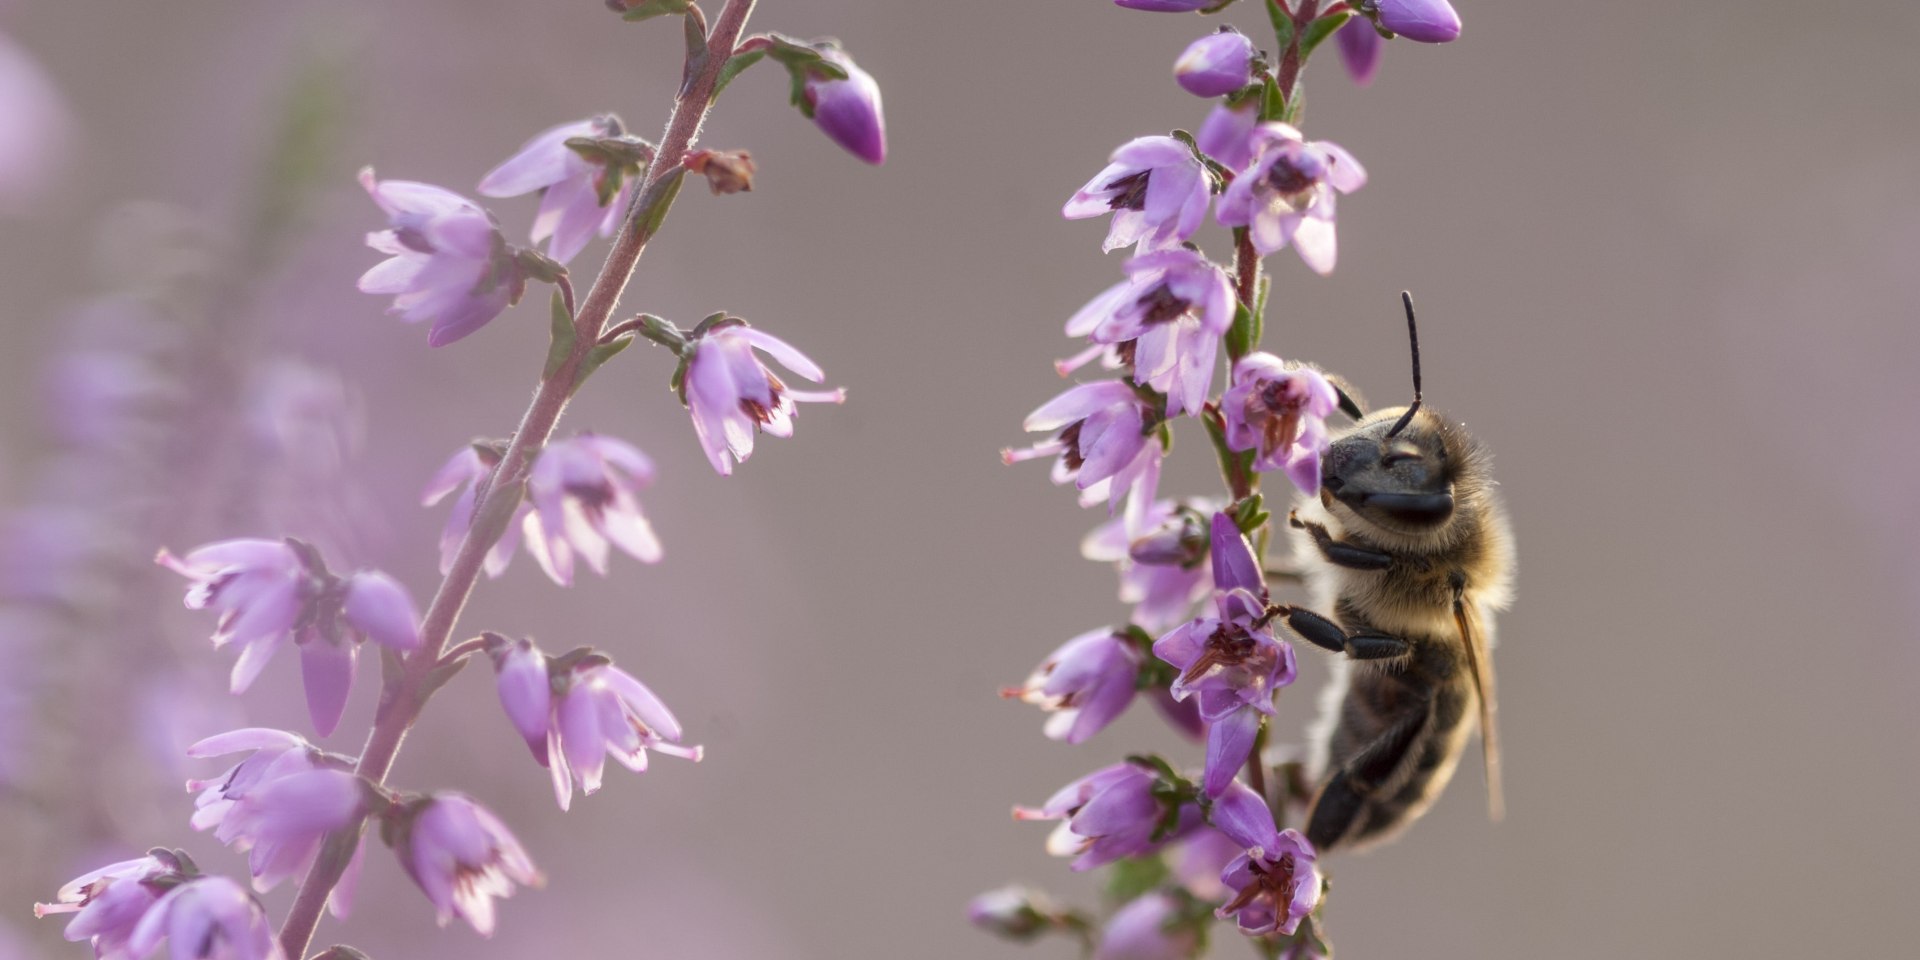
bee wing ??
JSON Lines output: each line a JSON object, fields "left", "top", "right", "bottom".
{"left": 1454, "top": 595, "right": 1504, "bottom": 821}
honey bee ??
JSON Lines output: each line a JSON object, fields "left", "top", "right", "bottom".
{"left": 1280, "top": 293, "right": 1514, "bottom": 852}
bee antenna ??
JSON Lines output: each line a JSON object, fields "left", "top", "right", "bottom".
{"left": 1385, "top": 290, "right": 1423, "bottom": 439}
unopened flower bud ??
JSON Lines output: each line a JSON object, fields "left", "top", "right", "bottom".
{"left": 1175, "top": 29, "right": 1254, "bottom": 98}
{"left": 804, "top": 47, "right": 886, "bottom": 166}
{"left": 967, "top": 886, "right": 1056, "bottom": 941}
{"left": 1371, "top": 0, "right": 1462, "bottom": 44}
{"left": 685, "top": 149, "right": 756, "bottom": 195}
{"left": 1128, "top": 506, "right": 1208, "bottom": 566}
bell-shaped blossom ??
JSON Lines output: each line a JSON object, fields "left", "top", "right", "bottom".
{"left": 523, "top": 434, "right": 661, "bottom": 586}
{"left": 1214, "top": 124, "right": 1366, "bottom": 275}
{"left": 1005, "top": 381, "right": 1164, "bottom": 514}
{"left": 358, "top": 168, "right": 524, "bottom": 347}
{"left": 1115, "top": 0, "right": 1214, "bottom": 10}
{"left": 1222, "top": 353, "right": 1339, "bottom": 495}
{"left": 127, "top": 875, "right": 283, "bottom": 960}
{"left": 35, "top": 855, "right": 176, "bottom": 960}
{"left": 1335, "top": 17, "right": 1384, "bottom": 86}
{"left": 1014, "top": 762, "right": 1191, "bottom": 871}
{"left": 1095, "top": 891, "right": 1199, "bottom": 960}
{"left": 967, "top": 886, "right": 1056, "bottom": 941}
{"left": 187, "top": 728, "right": 319, "bottom": 832}
{"left": 1063, "top": 136, "right": 1211, "bottom": 253}
{"left": 1217, "top": 830, "right": 1322, "bottom": 937}
{"left": 805, "top": 47, "right": 886, "bottom": 165}
{"left": 477, "top": 115, "right": 636, "bottom": 264}
{"left": 421, "top": 445, "right": 525, "bottom": 578}
{"left": 397, "top": 792, "right": 543, "bottom": 936}
{"left": 1197, "top": 99, "right": 1259, "bottom": 171}
{"left": 1175, "top": 29, "right": 1254, "bottom": 98}
{"left": 1169, "top": 827, "right": 1244, "bottom": 900}
{"left": 1004, "top": 628, "right": 1141, "bottom": 744}
{"left": 1153, "top": 515, "right": 1295, "bottom": 796}
{"left": 1083, "top": 499, "right": 1215, "bottom": 634}
{"left": 683, "top": 323, "right": 845, "bottom": 476}
{"left": 488, "top": 636, "right": 701, "bottom": 810}
{"left": 186, "top": 729, "right": 367, "bottom": 905}
{"left": 1066, "top": 250, "right": 1235, "bottom": 418}
{"left": 1375, "top": 0, "right": 1463, "bottom": 43}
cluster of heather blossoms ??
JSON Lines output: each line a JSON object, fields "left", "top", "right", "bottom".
{"left": 33, "top": 3, "right": 883, "bottom": 959}
{"left": 983, "top": 2, "right": 1460, "bottom": 957}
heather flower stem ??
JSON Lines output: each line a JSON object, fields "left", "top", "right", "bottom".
{"left": 1272, "top": 0, "right": 1321, "bottom": 110}
{"left": 274, "top": 2, "right": 761, "bottom": 956}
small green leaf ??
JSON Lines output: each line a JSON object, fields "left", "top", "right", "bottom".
{"left": 1265, "top": 0, "right": 1296, "bottom": 52}
{"left": 636, "top": 167, "right": 686, "bottom": 239}
{"left": 684, "top": 9, "right": 710, "bottom": 72}
{"left": 544, "top": 292, "right": 576, "bottom": 380}
{"left": 1103, "top": 855, "right": 1170, "bottom": 906}
{"left": 581, "top": 334, "right": 634, "bottom": 380}
{"left": 1260, "top": 74, "right": 1286, "bottom": 123}
{"left": 714, "top": 49, "right": 765, "bottom": 97}
{"left": 1300, "top": 10, "right": 1352, "bottom": 60}
{"left": 620, "top": 0, "right": 695, "bottom": 23}
{"left": 1226, "top": 299, "right": 1256, "bottom": 361}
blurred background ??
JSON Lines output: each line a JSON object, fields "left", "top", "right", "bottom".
{"left": 1, "top": 1, "right": 1915, "bottom": 958}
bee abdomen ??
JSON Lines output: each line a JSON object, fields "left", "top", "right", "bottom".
{"left": 1308, "top": 677, "right": 1472, "bottom": 852}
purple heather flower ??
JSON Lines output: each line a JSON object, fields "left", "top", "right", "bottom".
{"left": 1222, "top": 353, "right": 1339, "bottom": 495}
{"left": 524, "top": 434, "right": 661, "bottom": 586}
{"left": 1170, "top": 827, "right": 1244, "bottom": 900}
{"left": 1211, "top": 778, "right": 1281, "bottom": 854}
{"left": 1083, "top": 499, "right": 1215, "bottom": 634}
{"left": 127, "top": 875, "right": 283, "bottom": 960}
{"left": 1003, "top": 627, "right": 1141, "bottom": 744}
{"left": 1114, "top": 0, "right": 1214, "bottom": 10}
{"left": 1066, "top": 249, "right": 1235, "bottom": 418}
{"left": 0, "top": 31, "right": 72, "bottom": 217}
{"left": 1014, "top": 762, "right": 1188, "bottom": 871}
{"left": 477, "top": 116, "right": 635, "bottom": 264}
{"left": 1217, "top": 829, "right": 1322, "bottom": 937}
{"left": 1005, "top": 381, "right": 1164, "bottom": 514}
{"left": 1335, "top": 17, "right": 1384, "bottom": 86}
{"left": 397, "top": 793, "right": 543, "bottom": 936}
{"left": 683, "top": 323, "right": 845, "bottom": 476}
{"left": 1196, "top": 99, "right": 1259, "bottom": 171}
{"left": 1214, "top": 124, "right": 1366, "bottom": 275}
{"left": 1373, "top": 0, "right": 1463, "bottom": 43}
{"left": 34, "top": 856, "right": 174, "bottom": 960}
{"left": 422, "top": 445, "right": 524, "bottom": 578}
{"left": 186, "top": 728, "right": 366, "bottom": 906}
{"left": 1175, "top": 29, "right": 1255, "bottom": 98}
{"left": 1095, "top": 891, "right": 1199, "bottom": 960}
{"left": 488, "top": 636, "right": 701, "bottom": 810}
{"left": 358, "top": 168, "right": 525, "bottom": 347}
{"left": 805, "top": 47, "right": 886, "bottom": 165}
{"left": 187, "top": 728, "right": 319, "bottom": 831}
{"left": 1063, "top": 136, "right": 1211, "bottom": 253}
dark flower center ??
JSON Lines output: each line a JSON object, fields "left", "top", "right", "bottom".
{"left": 1264, "top": 157, "right": 1316, "bottom": 198}
{"left": 1058, "top": 420, "right": 1087, "bottom": 471}
{"left": 565, "top": 482, "right": 615, "bottom": 513}
{"left": 393, "top": 226, "right": 436, "bottom": 255}
{"left": 1137, "top": 283, "right": 1192, "bottom": 326}
{"left": 1221, "top": 852, "right": 1300, "bottom": 919}
{"left": 1104, "top": 170, "right": 1152, "bottom": 212}
{"left": 1250, "top": 380, "right": 1306, "bottom": 453}
{"left": 737, "top": 373, "right": 787, "bottom": 427}
{"left": 1181, "top": 622, "right": 1267, "bottom": 685}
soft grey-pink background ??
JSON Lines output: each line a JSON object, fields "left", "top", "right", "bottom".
{"left": 2, "top": 1, "right": 1916, "bottom": 958}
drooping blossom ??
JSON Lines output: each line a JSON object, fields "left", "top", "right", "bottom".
{"left": 1372, "top": 0, "right": 1463, "bottom": 43}
{"left": 1003, "top": 627, "right": 1141, "bottom": 744}
{"left": 477, "top": 115, "right": 639, "bottom": 264}
{"left": 1222, "top": 353, "right": 1339, "bottom": 495}
{"left": 1175, "top": 29, "right": 1254, "bottom": 98}
{"left": 1005, "top": 381, "right": 1163, "bottom": 514}
{"left": 1082, "top": 499, "right": 1215, "bottom": 634}
{"left": 1196, "top": 98, "right": 1259, "bottom": 171}
{"left": 1335, "top": 17, "right": 1384, "bottom": 85}
{"left": 158, "top": 542, "right": 421, "bottom": 734}
{"left": 0, "top": 31, "right": 73, "bottom": 217}
{"left": 804, "top": 46, "right": 886, "bottom": 165}
{"left": 682, "top": 322, "right": 845, "bottom": 476}
{"left": 523, "top": 434, "right": 662, "bottom": 586}
{"left": 34, "top": 855, "right": 178, "bottom": 960}
{"left": 1218, "top": 830, "right": 1323, "bottom": 937}
{"left": 421, "top": 444, "right": 524, "bottom": 578}
{"left": 487, "top": 635, "right": 702, "bottom": 811}
{"left": 1114, "top": 0, "right": 1214, "bottom": 10}
{"left": 396, "top": 793, "right": 543, "bottom": 936}
{"left": 966, "top": 886, "right": 1057, "bottom": 941}
{"left": 1062, "top": 136, "right": 1211, "bottom": 253}
{"left": 1013, "top": 761, "right": 1192, "bottom": 871}
{"left": 127, "top": 875, "right": 283, "bottom": 960}
{"left": 358, "top": 168, "right": 525, "bottom": 347}
{"left": 1214, "top": 124, "right": 1366, "bottom": 275}
{"left": 1065, "top": 249, "right": 1235, "bottom": 417}
{"left": 1152, "top": 514, "right": 1296, "bottom": 796}
{"left": 185, "top": 729, "right": 367, "bottom": 909}
{"left": 1095, "top": 891, "right": 1199, "bottom": 960}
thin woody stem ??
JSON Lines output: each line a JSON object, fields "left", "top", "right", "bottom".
{"left": 1275, "top": 0, "right": 1320, "bottom": 110}
{"left": 274, "top": 2, "right": 760, "bottom": 956}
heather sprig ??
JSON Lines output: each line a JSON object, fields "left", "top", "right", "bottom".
{"left": 985, "top": 1, "right": 1463, "bottom": 955}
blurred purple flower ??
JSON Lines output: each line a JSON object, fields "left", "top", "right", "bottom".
{"left": 1335, "top": 17, "right": 1383, "bottom": 85}
{"left": 1169, "top": 826, "right": 1243, "bottom": 900}
{"left": 187, "top": 728, "right": 320, "bottom": 831}
{"left": 487, "top": 636, "right": 701, "bottom": 810}
{"left": 34, "top": 855, "right": 174, "bottom": 960}
{"left": 478, "top": 115, "right": 635, "bottom": 264}
{"left": 0, "top": 31, "right": 73, "bottom": 217}
{"left": 1065, "top": 249, "right": 1234, "bottom": 417}
{"left": 1083, "top": 499, "right": 1215, "bottom": 634}
{"left": 1095, "top": 891, "right": 1199, "bottom": 960}
{"left": 1003, "top": 627, "right": 1141, "bottom": 744}
{"left": 204, "top": 767, "right": 364, "bottom": 893}
{"left": 1196, "top": 99, "right": 1259, "bottom": 171}
{"left": 1222, "top": 353, "right": 1339, "bottom": 495}
{"left": 1217, "top": 829, "right": 1321, "bottom": 937}
{"left": 397, "top": 793, "right": 543, "bottom": 936}
{"left": 358, "top": 168, "right": 525, "bottom": 347}
{"left": 524, "top": 434, "right": 661, "bottom": 586}
{"left": 1115, "top": 0, "right": 1214, "bottom": 10}
{"left": 1014, "top": 761, "right": 1189, "bottom": 871}
{"left": 1175, "top": 29, "right": 1254, "bottom": 98}
{"left": 683, "top": 323, "right": 844, "bottom": 477}
{"left": 1373, "top": 0, "right": 1463, "bottom": 43}
{"left": 1005, "top": 381, "right": 1164, "bottom": 514}
{"left": 127, "top": 875, "right": 283, "bottom": 960}
{"left": 805, "top": 47, "right": 886, "bottom": 165}
{"left": 966, "top": 886, "right": 1055, "bottom": 940}
{"left": 1063, "top": 136, "right": 1211, "bottom": 253}
{"left": 422, "top": 445, "right": 523, "bottom": 578}
{"left": 1215, "top": 124, "right": 1366, "bottom": 275}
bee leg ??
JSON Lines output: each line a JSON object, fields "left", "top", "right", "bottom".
{"left": 1289, "top": 511, "right": 1393, "bottom": 570}
{"left": 1279, "top": 605, "right": 1411, "bottom": 661}
{"left": 1306, "top": 697, "right": 1433, "bottom": 851}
